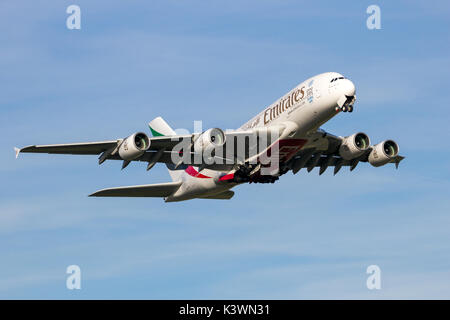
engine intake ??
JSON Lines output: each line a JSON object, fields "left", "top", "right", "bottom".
{"left": 194, "top": 128, "right": 226, "bottom": 161}
{"left": 368, "top": 140, "right": 399, "bottom": 167}
{"left": 339, "top": 132, "right": 370, "bottom": 160}
{"left": 118, "top": 132, "right": 150, "bottom": 160}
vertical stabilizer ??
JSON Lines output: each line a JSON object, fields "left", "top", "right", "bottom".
{"left": 149, "top": 116, "right": 177, "bottom": 136}
{"left": 148, "top": 117, "right": 183, "bottom": 181}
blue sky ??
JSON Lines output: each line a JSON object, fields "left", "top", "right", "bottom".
{"left": 1, "top": 0, "right": 450, "bottom": 299}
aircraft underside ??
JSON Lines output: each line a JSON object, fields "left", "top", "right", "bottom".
{"left": 15, "top": 72, "right": 404, "bottom": 202}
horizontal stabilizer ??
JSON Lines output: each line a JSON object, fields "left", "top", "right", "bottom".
{"left": 198, "top": 190, "right": 234, "bottom": 200}
{"left": 89, "top": 181, "right": 182, "bottom": 198}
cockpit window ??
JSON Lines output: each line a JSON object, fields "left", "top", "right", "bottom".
{"left": 331, "top": 76, "right": 345, "bottom": 83}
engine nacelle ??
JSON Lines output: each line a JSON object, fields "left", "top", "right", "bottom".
{"left": 368, "top": 140, "right": 399, "bottom": 167}
{"left": 118, "top": 132, "right": 150, "bottom": 160}
{"left": 193, "top": 128, "right": 226, "bottom": 159}
{"left": 339, "top": 132, "right": 371, "bottom": 160}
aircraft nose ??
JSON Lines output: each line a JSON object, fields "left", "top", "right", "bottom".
{"left": 341, "top": 79, "right": 356, "bottom": 96}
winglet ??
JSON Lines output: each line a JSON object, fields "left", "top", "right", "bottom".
{"left": 14, "top": 147, "right": 21, "bottom": 159}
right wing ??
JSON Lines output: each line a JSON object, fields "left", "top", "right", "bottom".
{"left": 16, "top": 118, "right": 302, "bottom": 171}
{"left": 16, "top": 135, "right": 194, "bottom": 157}
{"left": 15, "top": 131, "right": 256, "bottom": 168}
{"left": 89, "top": 181, "right": 182, "bottom": 197}
{"left": 18, "top": 140, "right": 120, "bottom": 155}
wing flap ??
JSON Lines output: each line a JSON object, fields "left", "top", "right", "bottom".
{"left": 89, "top": 181, "right": 182, "bottom": 198}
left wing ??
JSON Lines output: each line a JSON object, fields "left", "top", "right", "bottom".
{"left": 285, "top": 129, "right": 405, "bottom": 175}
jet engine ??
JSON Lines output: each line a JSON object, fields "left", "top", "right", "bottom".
{"left": 118, "top": 132, "right": 150, "bottom": 160}
{"left": 339, "top": 132, "right": 371, "bottom": 160}
{"left": 368, "top": 140, "right": 399, "bottom": 167}
{"left": 193, "top": 128, "right": 226, "bottom": 158}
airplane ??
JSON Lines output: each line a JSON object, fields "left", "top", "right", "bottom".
{"left": 15, "top": 72, "right": 404, "bottom": 202}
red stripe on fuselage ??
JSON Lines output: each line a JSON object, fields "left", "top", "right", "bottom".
{"left": 265, "top": 138, "right": 308, "bottom": 163}
{"left": 218, "top": 173, "right": 235, "bottom": 181}
{"left": 185, "top": 166, "right": 212, "bottom": 179}
{"left": 184, "top": 139, "right": 307, "bottom": 179}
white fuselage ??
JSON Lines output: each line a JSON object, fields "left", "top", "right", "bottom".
{"left": 165, "top": 72, "right": 356, "bottom": 202}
